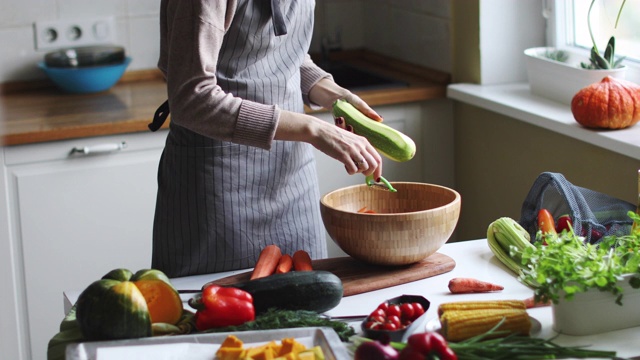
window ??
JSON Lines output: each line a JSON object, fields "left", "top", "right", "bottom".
{"left": 546, "top": 0, "right": 639, "bottom": 82}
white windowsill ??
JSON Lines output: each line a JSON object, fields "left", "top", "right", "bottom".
{"left": 447, "top": 82, "right": 640, "bottom": 161}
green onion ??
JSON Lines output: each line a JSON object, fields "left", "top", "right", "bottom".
{"left": 349, "top": 320, "right": 619, "bottom": 360}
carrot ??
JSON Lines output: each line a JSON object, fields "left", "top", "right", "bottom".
{"left": 448, "top": 277, "right": 504, "bottom": 294}
{"left": 292, "top": 250, "right": 313, "bottom": 271}
{"left": 522, "top": 295, "right": 551, "bottom": 309}
{"left": 357, "top": 206, "right": 377, "bottom": 214}
{"left": 250, "top": 245, "right": 282, "bottom": 280}
{"left": 275, "top": 254, "right": 293, "bottom": 274}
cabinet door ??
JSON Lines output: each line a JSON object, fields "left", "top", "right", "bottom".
{"left": 7, "top": 138, "right": 163, "bottom": 360}
{"left": 313, "top": 104, "right": 424, "bottom": 257}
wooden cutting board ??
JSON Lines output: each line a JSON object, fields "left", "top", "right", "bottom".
{"left": 207, "top": 253, "right": 456, "bottom": 297}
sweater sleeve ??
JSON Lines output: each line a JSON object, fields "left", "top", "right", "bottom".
{"left": 159, "top": 0, "right": 279, "bottom": 150}
{"left": 300, "top": 54, "right": 333, "bottom": 110}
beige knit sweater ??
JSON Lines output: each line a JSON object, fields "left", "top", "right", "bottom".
{"left": 158, "top": 0, "right": 330, "bottom": 150}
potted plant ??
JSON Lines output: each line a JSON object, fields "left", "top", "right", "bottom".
{"left": 524, "top": 0, "right": 628, "bottom": 105}
{"left": 519, "top": 211, "right": 640, "bottom": 336}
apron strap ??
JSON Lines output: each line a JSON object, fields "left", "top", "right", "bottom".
{"left": 149, "top": 99, "right": 170, "bottom": 132}
{"left": 270, "top": 0, "right": 287, "bottom": 36}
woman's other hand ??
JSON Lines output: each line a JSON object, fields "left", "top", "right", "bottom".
{"left": 275, "top": 111, "right": 383, "bottom": 180}
{"left": 308, "top": 78, "right": 383, "bottom": 122}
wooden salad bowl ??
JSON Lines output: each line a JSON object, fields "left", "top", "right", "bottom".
{"left": 320, "top": 182, "right": 461, "bottom": 266}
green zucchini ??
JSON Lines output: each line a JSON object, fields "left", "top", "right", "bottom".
{"left": 332, "top": 99, "right": 416, "bottom": 162}
{"left": 211, "top": 271, "right": 343, "bottom": 315}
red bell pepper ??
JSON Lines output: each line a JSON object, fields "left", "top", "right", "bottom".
{"left": 194, "top": 284, "right": 255, "bottom": 331}
{"left": 537, "top": 209, "right": 557, "bottom": 236}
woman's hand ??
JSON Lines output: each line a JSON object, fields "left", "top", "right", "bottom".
{"left": 308, "top": 78, "right": 383, "bottom": 122}
{"left": 275, "top": 111, "right": 383, "bottom": 180}
{"left": 332, "top": 116, "right": 382, "bottom": 176}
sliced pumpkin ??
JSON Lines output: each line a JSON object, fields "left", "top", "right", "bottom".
{"left": 133, "top": 279, "right": 183, "bottom": 324}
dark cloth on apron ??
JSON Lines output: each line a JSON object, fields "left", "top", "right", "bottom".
{"left": 151, "top": 0, "right": 327, "bottom": 278}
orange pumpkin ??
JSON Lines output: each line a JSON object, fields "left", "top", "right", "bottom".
{"left": 571, "top": 76, "right": 640, "bottom": 129}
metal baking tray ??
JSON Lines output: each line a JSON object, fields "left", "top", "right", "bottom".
{"left": 65, "top": 327, "right": 350, "bottom": 360}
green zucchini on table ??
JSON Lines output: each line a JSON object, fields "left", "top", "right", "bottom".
{"left": 200, "top": 270, "right": 344, "bottom": 315}
{"left": 332, "top": 99, "right": 416, "bottom": 162}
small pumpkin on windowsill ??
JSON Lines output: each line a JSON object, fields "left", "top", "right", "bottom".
{"left": 571, "top": 76, "right": 640, "bottom": 129}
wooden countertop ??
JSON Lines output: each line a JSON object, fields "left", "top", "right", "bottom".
{"left": 1, "top": 50, "right": 450, "bottom": 146}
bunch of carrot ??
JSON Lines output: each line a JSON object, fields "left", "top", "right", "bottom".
{"left": 250, "top": 245, "right": 314, "bottom": 280}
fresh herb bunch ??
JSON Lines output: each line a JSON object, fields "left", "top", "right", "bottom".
{"left": 519, "top": 211, "right": 640, "bottom": 305}
{"left": 580, "top": 0, "right": 627, "bottom": 69}
{"left": 201, "top": 308, "right": 356, "bottom": 341}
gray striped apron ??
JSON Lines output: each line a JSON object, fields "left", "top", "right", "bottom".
{"left": 150, "top": 0, "right": 326, "bottom": 278}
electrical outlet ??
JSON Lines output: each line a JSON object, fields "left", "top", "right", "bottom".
{"left": 33, "top": 17, "right": 117, "bottom": 50}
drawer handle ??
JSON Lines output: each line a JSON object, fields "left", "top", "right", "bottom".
{"left": 70, "top": 141, "right": 127, "bottom": 155}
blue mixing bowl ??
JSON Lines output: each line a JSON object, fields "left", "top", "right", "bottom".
{"left": 38, "top": 57, "right": 132, "bottom": 94}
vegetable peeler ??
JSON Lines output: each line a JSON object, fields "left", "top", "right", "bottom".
{"left": 365, "top": 175, "right": 397, "bottom": 192}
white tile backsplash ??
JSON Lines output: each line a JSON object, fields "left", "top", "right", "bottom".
{"left": 0, "top": 0, "right": 56, "bottom": 27}
{"left": 127, "top": 15, "right": 160, "bottom": 71}
{"left": 0, "top": 0, "right": 451, "bottom": 83}
{"left": 0, "top": 26, "right": 45, "bottom": 82}
{"left": 126, "top": 0, "right": 160, "bottom": 17}
{"left": 390, "top": 8, "right": 451, "bottom": 73}
{"left": 322, "top": 0, "right": 365, "bottom": 50}
{"left": 57, "top": 0, "right": 127, "bottom": 19}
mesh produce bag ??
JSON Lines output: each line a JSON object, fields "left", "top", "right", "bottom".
{"left": 519, "top": 172, "right": 636, "bottom": 244}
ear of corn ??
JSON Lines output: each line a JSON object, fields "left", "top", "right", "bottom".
{"left": 487, "top": 217, "right": 537, "bottom": 287}
{"left": 437, "top": 299, "right": 526, "bottom": 317}
{"left": 440, "top": 308, "right": 531, "bottom": 342}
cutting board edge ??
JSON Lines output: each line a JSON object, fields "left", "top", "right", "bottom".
{"left": 341, "top": 255, "right": 456, "bottom": 297}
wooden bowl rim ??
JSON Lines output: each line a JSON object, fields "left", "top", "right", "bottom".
{"left": 320, "top": 181, "right": 461, "bottom": 216}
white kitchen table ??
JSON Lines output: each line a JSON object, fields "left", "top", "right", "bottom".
{"left": 63, "top": 239, "right": 640, "bottom": 359}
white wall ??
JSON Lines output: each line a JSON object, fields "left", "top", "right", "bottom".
{"left": 312, "top": 0, "right": 452, "bottom": 74}
{"left": 479, "top": 0, "right": 545, "bottom": 84}
{"left": 480, "top": 0, "right": 545, "bottom": 85}
{"left": 0, "top": 0, "right": 453, "bottom": 83}
{"left": 0, "top": 0, "right": 160, "bottom": 83}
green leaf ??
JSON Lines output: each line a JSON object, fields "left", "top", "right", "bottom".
{"left": 595, "top": 276, "right": 608, "bottom": 287}
{"left": 604, "top": 36, "right": 615, "bottom": 63}
{"left": 592, "top": 47, "right": 611, "bottom": 69}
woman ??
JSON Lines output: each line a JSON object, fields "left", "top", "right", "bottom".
{"left": 150, "top": 0, "right": 383, "bottom": 277}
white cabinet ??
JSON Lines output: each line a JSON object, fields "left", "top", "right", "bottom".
{"left": 1, "top": 130, "right": 167, "bottom": 360}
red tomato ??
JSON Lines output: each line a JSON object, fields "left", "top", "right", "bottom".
{"left": 411, "top": 303, "right": 425, "bottom": 320}
{"left": 387, "top": 315, "right": 401, "bottom": 328}
{"left": 364, "top": 321, "right": 381, "bottom": 330}
{"left": 386, "top": 304, "right": 402, "bottom": 318}
{"left": 370, "top": 308, "right": 386, "bottom": 319}
{"left": 382, "top": 322, "right": 398, "bottom": 331}
{"left": 377, "top": 302, "right": 390, "bottom": 312}
{"left": 400, "top": 303, "right": 415, "bottom": 320}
